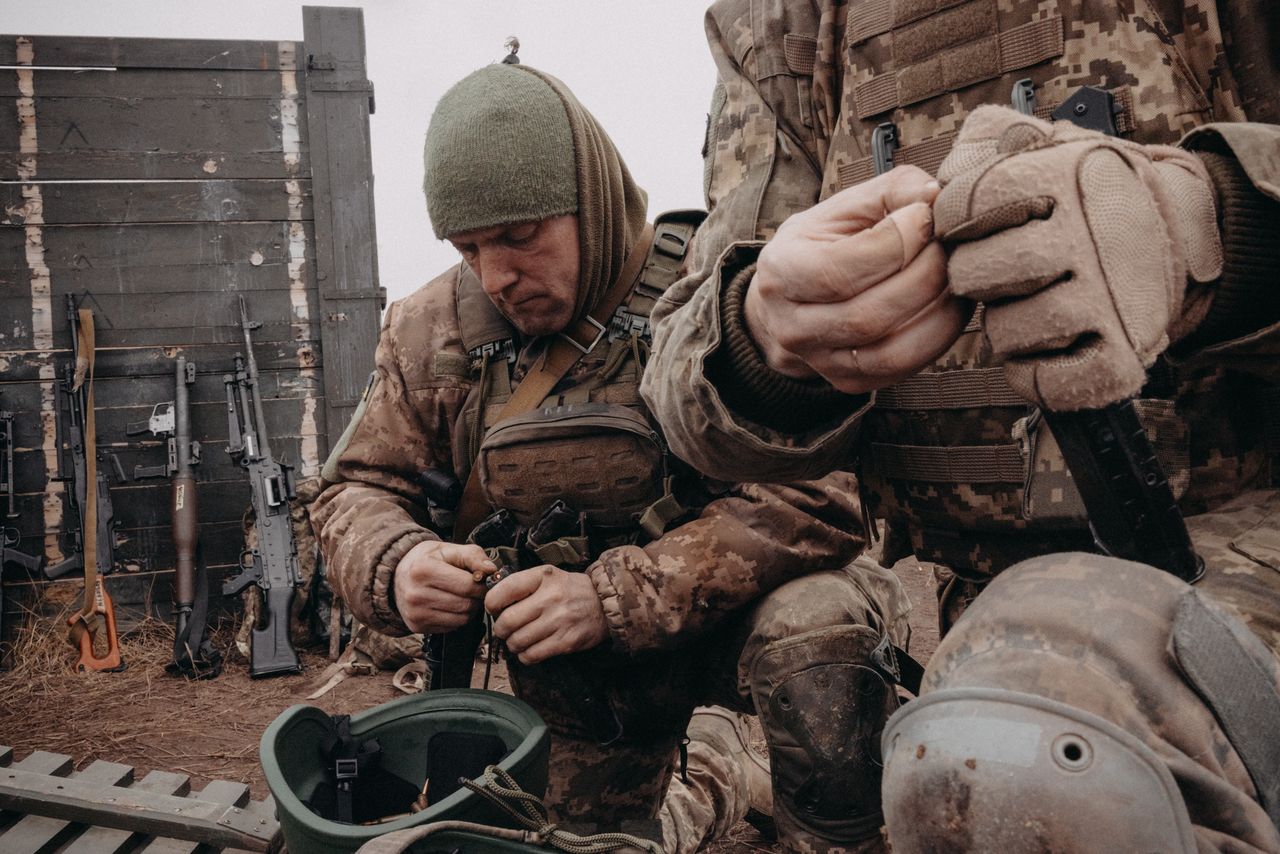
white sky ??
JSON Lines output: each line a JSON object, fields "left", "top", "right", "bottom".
{"left": 2, "top": 1, "right": 717, "bottom": 304}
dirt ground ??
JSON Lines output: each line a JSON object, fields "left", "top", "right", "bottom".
{"left": 0, "top": 558, "right": 940, "bottom": 854}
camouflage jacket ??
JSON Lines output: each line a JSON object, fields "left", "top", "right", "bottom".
{"left": 643, "top": 0, "right": 1280, "bottom": 580}
{"left": 309, "top": 262, "right": 867, "bottom": 652}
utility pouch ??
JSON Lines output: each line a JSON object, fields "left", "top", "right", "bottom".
{"left": 477, "top": 402, "right": 667, "bottom": 530}
{"left": 1019, "top": 398, "right": 1190, "bottom": 525}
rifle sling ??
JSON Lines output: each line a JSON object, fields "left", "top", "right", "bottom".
{"left": 68, "top": 309, "right": 100, "bottom": 642}
{"left": 450, "top": 223, "right": 655, "bottom": 542}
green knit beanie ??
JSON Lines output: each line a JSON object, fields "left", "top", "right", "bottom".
{"left": 423, "top": 64, "right": 578, "bottom": 239}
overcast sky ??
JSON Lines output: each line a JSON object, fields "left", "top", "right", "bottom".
{"left": 4, "top": 1, "right": 717, "bottom": 303}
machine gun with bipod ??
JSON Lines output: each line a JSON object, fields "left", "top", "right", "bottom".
{"left": 221, "top": 297, "right": 303, "bottom": 678}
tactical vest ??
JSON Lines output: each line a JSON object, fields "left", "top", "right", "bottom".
{"left": 767, "top": 1, "right": 1273, "bottom": 578}
{"left": 448, "top": 211, "right": 704, "bottom": 567}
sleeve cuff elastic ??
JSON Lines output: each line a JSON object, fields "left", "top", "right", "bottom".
{"left": 709, "top": 261, "right": 870, "bottom": 431}
{"left": 1175, "top": 150, "right": 1280, "bottom": 352}
{"left": 375, "top": 528, "right": 437, "bottom": 633}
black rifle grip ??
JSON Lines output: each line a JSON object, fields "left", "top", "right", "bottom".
{"left": 250, "top": 585, "right": 302, "bottom": 678}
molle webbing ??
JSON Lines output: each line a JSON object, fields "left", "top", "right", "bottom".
{"left": 869, "top": 442, "right": 1024, "bottom": 484}
{"left": 874, "top": 367, "right": 1025, "bottom": 410}
{"left": 835, "top": 86, "right": 1135, "bottom": 188}
{"left": 849, "top": 0, "right": 1064, "bottom": 118}
{"left": 783, "top": 34, "right": 817, "bottom": 75}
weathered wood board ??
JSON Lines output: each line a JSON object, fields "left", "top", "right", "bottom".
{"left": 0, "top": 746, "right": 278, "bottom": 852}
{"left": 0, "top": 7, "right": 383, "bottom": 634}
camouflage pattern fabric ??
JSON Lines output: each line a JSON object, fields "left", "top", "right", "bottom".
{"left": 646, "top": 0, "right": 1280, "bottom": 581}
{"left": 506, "top": 555, "right": 911, "bottom": 852}
{"left": 921, "top": 512, "right": 1280, "bottom": 851}
{"left": 638, "top": 0, "right": 1280, "bottom": 847}
{"left": 308, "top": 262, "right": 890, "bottom": 849}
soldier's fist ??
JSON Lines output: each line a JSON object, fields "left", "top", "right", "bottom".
{"left": 392, "top": 539, "right": 493, "bottom": 634}
{"left": 748, "top": 165, "right": 972, "bottom": 393}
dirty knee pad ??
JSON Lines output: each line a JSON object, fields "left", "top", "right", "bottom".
{"left": 750, "top": 625, "right": 899, "bottom": 845}
{"left": 882, "top": 688, "right": 1197, "bottom": 853}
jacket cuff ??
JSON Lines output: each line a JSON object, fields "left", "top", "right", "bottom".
{"left": 1174, "top": 150, "right": 1280, "bottom": 352}
{"left": 709, "top": 259, "right": 870, "bottom": 431}
{"left": 586, "top": 548, "right": 639, "bottom": 654}
{"left": 375, "top": 528, "right": 437, "bottom": 633}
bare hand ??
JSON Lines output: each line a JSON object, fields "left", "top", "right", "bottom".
{"left": 484, "top": 566, "right": 607, "bottom": 664}
{"left": 392, "top": 539, "right": 495, "bottom": 634}
{"left": 748, "top": 165, "right": 972, "bottom": 393}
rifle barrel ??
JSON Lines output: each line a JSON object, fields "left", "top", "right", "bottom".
{"left": 238, "top": 297, "right": 273, "bottom": 453}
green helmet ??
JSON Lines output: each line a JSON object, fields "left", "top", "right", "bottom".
{"left": 261, "top": 689, "right": 550, "bottom": 854}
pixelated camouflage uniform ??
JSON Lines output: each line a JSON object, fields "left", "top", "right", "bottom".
{"left": 641, "top": 0, "right": 1280, "bottom": 849}
{"left": 308, "top": 253, "right": 912, "bottom": 852}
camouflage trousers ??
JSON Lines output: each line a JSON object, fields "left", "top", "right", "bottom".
{"left": 505, "top": 554, "right": 912, "bottom": 854}
{"left": 895, "top": 488, "right": 1280, "bottom": 851}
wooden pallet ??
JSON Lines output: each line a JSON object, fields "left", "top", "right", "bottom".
{"left": 0, "top": 746, "right": 278, "bottom": 852}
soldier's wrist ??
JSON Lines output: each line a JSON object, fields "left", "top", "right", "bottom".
{"left": 379, "top": 528, "right": 435, "bottom": 627}
{"left": 712, "top": 262, "right": 868, "bottom": 431}
{"left": 1172, "top": 150, "right": 1280, "bottom": 352}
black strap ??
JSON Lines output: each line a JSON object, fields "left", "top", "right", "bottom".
{"left": 322, "top": 715, "right": 382, "bottom": 824}
{"left": 870, "top": 634, "right": 925, "bottom": 696}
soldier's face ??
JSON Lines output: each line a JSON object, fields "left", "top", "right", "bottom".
{"left": 448, "top": 214, "right": 581, "bottom": 337}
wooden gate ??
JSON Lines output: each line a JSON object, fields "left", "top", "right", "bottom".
{"left": 0, "top": 6, "right": 383, "bottom": 629}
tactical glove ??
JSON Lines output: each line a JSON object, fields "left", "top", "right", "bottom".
{"left": 933, "top": 105, "right": 1222, "bottom": 411}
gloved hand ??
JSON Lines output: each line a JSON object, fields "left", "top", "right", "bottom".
{"left": 933, "top": 105, "right": 1223, "bottom": 410}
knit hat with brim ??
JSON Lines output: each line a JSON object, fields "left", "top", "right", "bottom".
{"left": 423, "top": 63, "right": 648, "bottom": 324}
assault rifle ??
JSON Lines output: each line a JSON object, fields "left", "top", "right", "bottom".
{"left": 47, "top": 298, "right": 127, "bottom": 583}
{"left": 128, "top": 357, "right": 222, "bottom": 678}
{"left": 2, "top": 405, "right": 42, "bottom": 662}
{"left": 47, "top": 295, "right": 125, "bottom": 672}
{"left": 0, "top": 405, "right": 41, "bottom": 573}
{"left": 221, "top": 297, "right": 303, "bottom": 678}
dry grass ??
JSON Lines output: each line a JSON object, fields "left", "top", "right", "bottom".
{"left": 0, "top": 558, "right": 940, "bottom": 853}
{"left": 0, "top": 587, "right": 398, "bottom": 798}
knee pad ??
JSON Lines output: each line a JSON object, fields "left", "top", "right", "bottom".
{"left": 882, "top": 688, "right": 1197, "bottom": 853}
{"left": 751, "top": 625, "right": 901, "bottom": 844}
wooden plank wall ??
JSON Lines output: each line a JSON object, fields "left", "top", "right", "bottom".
{"left": 0, "top": 7, "right": 382, "bottom": 629}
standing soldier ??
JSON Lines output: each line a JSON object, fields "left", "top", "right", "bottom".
{"left": 310, "top": 61, "right": 915, "bottom": 852}
{"left": 642, "top": 1, "right": 1279, "bottom": 851}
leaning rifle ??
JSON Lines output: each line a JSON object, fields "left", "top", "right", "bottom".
{"left": 0, "top": 404, "right": 40, "bottom": 573}
{"left": 1, "top": 404, "right": 43, "bottom": 663}
{"left": 221, "top": 297, "right": 302, "bottom": 677}
{"left": 128, "top": 357, "right": 222, "bottom": 677}
{"left": 47, "top": 295, "right": 125, "bottom": 671}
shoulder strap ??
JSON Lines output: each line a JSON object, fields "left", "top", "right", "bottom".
{"left": 451, "top": 223, "right": 656, "bottom": 541}
{"left": 607, "top": 209, "right": 705, "bottom": 342}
